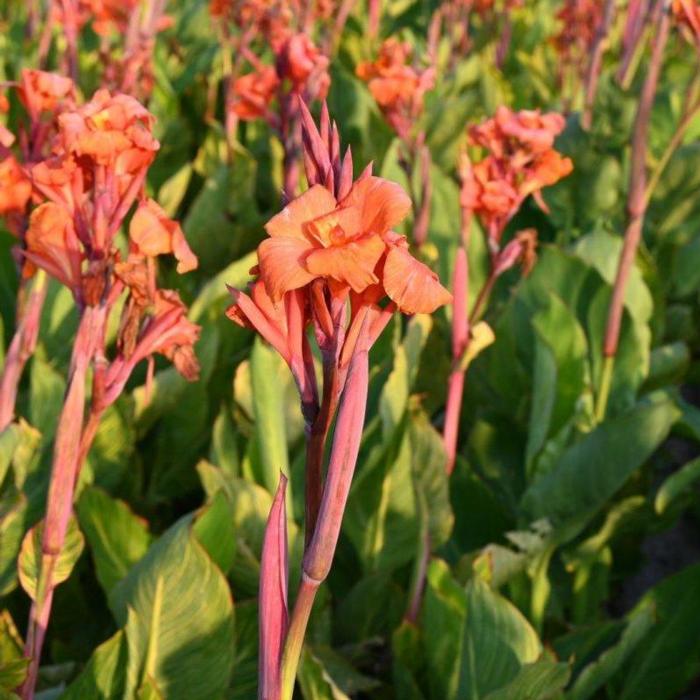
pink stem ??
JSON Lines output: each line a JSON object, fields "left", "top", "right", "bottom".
{"left": 0, "top": 273, "right": 47, "bottom": 432}
{"left": 20, "top": 305, "right": 107, "bottom": 700}
{"left": 603, "top": 0, "right": 670, "bottom": 359}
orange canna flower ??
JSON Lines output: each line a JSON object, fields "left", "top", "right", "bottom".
{"left": 129, "top": 198, "right": 198, "bottom": 273}
{"left": 0, "top": 156, "right": 32, "bottom": 216}
{"left": 57, "top": 89, "right": 159, "bottom": 167}
{"left": 24, "top": 202, "right": 83, "bottom": 289}
{"left": 18, "top": 69, "right": 75, "bottom": 119}
{"left": 464, "top": 106, "right": 572, "bottom": 239}
{"left": 258, "top": 174, "right": 451, "bottom": 313}
{"left": 278, "top": 33, "right": 330, "bottom": 98}
{"left": 231, "top": 67, "right": 280, "bottom": 121}
{"left": 356, "top": 39, "right": 435, "bottom": 139}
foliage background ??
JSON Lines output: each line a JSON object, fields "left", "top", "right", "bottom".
{"left": 2, "top": 0, "right": 700, "bottom": 698}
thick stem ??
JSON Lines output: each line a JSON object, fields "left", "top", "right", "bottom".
{"left": 281, "top": 95, "right": 301, "bottom": 202}
{"left": 20, "top": 305, "right": 105, "bottom": 700}
{"left": 444, "top": 245, "right": 469, "bottom": 474}
{"left": 279, "top": 344, "right": 370, "bottom": 696}
{"left": 278, "top": 575, "right": 320, "bottom": 700}
{"left": 602, "top": 0, "right": 669, "bottom": 365}
{"left": 581, "top": 0, "right": 616, "bottom": 130}
{"left": 0, "top": 271, "right": 47, "bottom": 432}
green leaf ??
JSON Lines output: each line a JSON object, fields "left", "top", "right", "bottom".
{"left": 423, "top": 560, "right": 542, "bottom": 700}
{"left": 18, "top": 516, "right": 84, "bottom": 601}
{"left": 192, "top": 490, "right": 237, "bottom": 574}
{"left": 482, "top": 658, "right": 570, "bottom": 700}
{"left": 569, "top": 603, "right": 654, "bottom": 700}
{"left": 76, "top": 487, "right": 152, "bottom": 595}
{"left": 0, "top": 493, "right": 28, "bottom": 596}
{"left": 298, "top": 648, "right": 351, "bottom": 700}
{"left": 110, "top": 517, "right": 234, "bottom": 700}
{"left": 521, "top": 394, "right": 679, "bottom": 529}
{"left": 62, "top": 631, "right": 128, "bottom": 700}
{"left": 249, "top": 338, "right": 291, "bottom": 494}
{"left": 157, "top": 163, "right": 192, "bottom": 217}
{"left": 458, "top": 578, "right": 542, "bottom": 699}
{"left": 29, "top": 354, "right": 65, "bottom": 440}
{"left": 654, "top": 456, "right": 700, "bottom": 514}
{"left": 615, "top": 564, "right": 700, "bottom": 700}
{"left": 0, "top": 611, "right": 27, "bottom": 691}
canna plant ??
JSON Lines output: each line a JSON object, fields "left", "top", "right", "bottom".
{"left": 444, "top": 107, "right": 572, "bottom": 473}
{"left": 16, "top": 87, "right": 200, "bottom": 699}
{"left": 226, "top": 99, "right": 451, "bottom": 699}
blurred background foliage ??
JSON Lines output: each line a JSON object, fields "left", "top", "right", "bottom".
{"left": 2, "top": 0, "right": 700, "bottom": 698}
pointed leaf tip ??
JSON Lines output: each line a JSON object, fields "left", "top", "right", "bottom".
{"left": 258, "top": 473, "right": 289, "bottom": 699}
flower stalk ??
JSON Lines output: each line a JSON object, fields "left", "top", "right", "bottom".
{"left": 597, "top": 0, "right": 670, "bottom": 420}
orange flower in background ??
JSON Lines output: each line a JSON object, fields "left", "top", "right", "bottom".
{"left": 356, "top": 38, "right": 435, "bottom": 138}
{"left": 18, "top": 70, "right": 75, "bottom": 118}
{"left": 552, "top": 0, "right": 603, "bottom": 69}
{"left": 57, "top": 89, "right": 159, "bottom": 167}
{"left": 258, "top": 174, "right": 451, "bottom": 313}
{"left": 278, "top": 33, "right": 330, "bottom": 98}
{"left": 464, "top": 106, "right": 572, "bottom": 238}
{"left": 231, "top": 67, "right": 279, "bottom": 121}
{"left": 129, "top": 198, "right": 199, "bottom": 273}
{"left": 0, "top": 157, "right": 32, "bottom": 216}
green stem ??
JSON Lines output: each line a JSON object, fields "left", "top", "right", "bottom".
{"left": 595, "top": 355, "right": 615, "bottom": 423}
{"left": 279, "top": 576, "right": 319, "bottom": 700}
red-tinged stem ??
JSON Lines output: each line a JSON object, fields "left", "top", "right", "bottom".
{"left": 20, "top": 305, "right": 106, "bottom": 700}
{"left": 279, "top": 343, "right": 370, "bottom": 699}
{"left": 0, "top": 271, "right": 47, "bottom": 432}
{"left": 581, "top": 0, "right": 616, "bottom": 130}
{"left": 598, "top": 0, "right": 670, "bottom": 420}
{"left": 469, "top": 268, "right": 496, "bottom": 325}
{"left": 304, "top": 359, "right": 340, "bottom": 547}
{"left": 61, "top": 0, "right": 80, "bottom": 83}
{"left": 368, "top": 0, "right": 381, "bottom": 39}
{"left": 443, "top": 245, "right": 469, "bottom": 475}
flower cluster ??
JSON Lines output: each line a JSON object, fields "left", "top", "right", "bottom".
{"left": 551, "top": 0, "right": 603, "bottom": 75}
{"left": 356, "top": 39, "right": 435, "bottom": 141}
{"left": 462, "top": 106, "right": 572, "bottom": 246}
{"left": 24, "top": 88, "right": 200, "bottom": 388}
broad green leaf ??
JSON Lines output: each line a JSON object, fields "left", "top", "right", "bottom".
{"left": 76, "top": 487, "right": 152, "bottom": 595}
{"left": 110, "top": 517, "right": 234, "bottom": 700}
{"left": 62, "top": 631, "right": 128, "bottom": 700}
{"left": 423, "top": 559, "right": 467, "bottom": 700}
{"left": 249, "top": 338, "right": 290, "bottom": 494}
{"left": 192, "top": 490, "right": 237, "bottom": 574}
{"left": 392, "top": 622, "right": 426, "bottom": 700}
{"left": 482, "top": 658, "right": 570, "bottom": 700}
{"left": 18, "top": 516, "right": 84, "bottom": 601}
{"left": 570, "top": 603, "right": 654, "bottom": 700}
{"left": 615, "top": 564, "right": 700, "bottom": 700}
{"left": 654, "top": 456, "right": 700, "bottom": 514}
{"left": 458, "top": 578, "right": 542, "bottom": 699}
{"left": 521, "top": 394, "right": 679, "bottom": 529}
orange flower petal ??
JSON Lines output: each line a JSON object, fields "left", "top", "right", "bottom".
{"left": 342, "top": 176, "right": 411, "bottom": 236}
{"left": 305, "top": 235, "right": 386, "bottom": 293}
{"left": 258, "top": 236, "right": 317, "bottom": 299}
{"left": 265, "top": 184, "right": 337, "bottom": 240}
{"left": 383, "top": 244, "right": 452, "bottom": 314}
{"left": 304, "top": 205, "right": 363, "bottom": 246}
